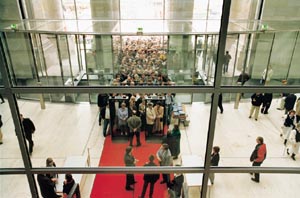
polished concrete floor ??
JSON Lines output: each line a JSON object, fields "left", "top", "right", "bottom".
{"left": 0, "top": 95, "right": 299, "bottom": 198}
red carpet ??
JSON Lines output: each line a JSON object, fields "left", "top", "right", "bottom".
{"left": 90, "top": 132, "right": 169, "bottom": 198}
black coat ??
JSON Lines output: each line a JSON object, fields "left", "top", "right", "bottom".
{"left": 262, "top": 93, "right": 273, "bottom": 104}
{"left": 251, "top": 93, "right": 263, "bottom": 106}
{"left": 285, "top": 94, "right": 297, "bottom": 111}
{"left": 143, "top": 162, "right": 160, "bottom": 183}
{"left": 97, "top": 94, "right": 109, "bottom": 108}
{"left": 211, "top": 153, "right": 220, "bottom": 166}
{"left": 37, "top": 174, "right": 57, "bottom": 198}
{"left": 22, "top": 118, "right": 35, "bottom": 137}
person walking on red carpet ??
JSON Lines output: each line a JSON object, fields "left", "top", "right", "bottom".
{"left": 124, "top": 146, "right": 138, "bottom": 191}
{"left": 156, "top": 143, "right": 172, "bottom": 187}
{"left": 138, "top": 155, "right": 160, "bottom": 198}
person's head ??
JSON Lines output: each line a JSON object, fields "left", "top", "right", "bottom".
{"left": 226, "top": 51, "right": 229, "bottom": 54}
{"left": 162, "top": 143, "right": 169, "bottom": 150}
{"left": 147, "top": 102, "right": 153, "bottom": 108}
{"left": 149, "top": 154, "right": 155, "bottom": 162}
{"left": 213, "top": 146, "right": 220, "bottom": 154}
{"left": 173, "top": 125, "right": 179, "bottom": 131}
{"left": 282, "top": 79, "right": 288, "bottom": 85}
{"left": 288, "top": 110, "right": 296, "bottom": 116}
{"left": 121, "top": 102, "right": 126, "bottom": 109}
{"left": 65, "top": 174, "right": 73, "bottom": 182}
{"left": 126, "top": 146, "right": 132, "bottom": 154}
{"left": 156, "top": 102, "right": 161, "bottom": 107}
{"left": 46, "top": 157, "right": 54, "bottom": 167}
{"left": 256, "top": 136, "right": 264, "bottom": 144}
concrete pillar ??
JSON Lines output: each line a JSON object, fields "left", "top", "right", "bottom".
{"left": 167, "top": 0, "right": 194, "bottom": 72}
{"left": 90, "top": 0, "right": 119, "bottom": 72}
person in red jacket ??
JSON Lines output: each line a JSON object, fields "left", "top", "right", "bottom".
{"left": 250, "top": 136, "right": 267, "bottom": 183}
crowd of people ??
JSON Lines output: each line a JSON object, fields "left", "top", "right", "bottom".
{"left": 97, "top": 93, "right": 175, "bottom": 139}
{"left": 111, "top": 37, "right": 175, "bottom": 86}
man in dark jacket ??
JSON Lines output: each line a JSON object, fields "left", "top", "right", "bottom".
{"left": 249, "top": 93, "right": 263, "bottom": 121}
{"left": 284, "top": 93, "right": 297, "bottom": 114}
{"left": 261, "top": 93, "right": 273, "bottom": 114}
{"left": 127, "top": 110, "right": 142, "bottom": 146}
{"left": 20, "top": 114, "right": 35, "bottom": 155}
{"left": 37, "top": 173, "right": 61, "bottom": 198}
{"left": 139, "top": 155, "right": 160, "bottom": 198}
{"left": 97, "top": 94, "right": 109, "bottom": 125}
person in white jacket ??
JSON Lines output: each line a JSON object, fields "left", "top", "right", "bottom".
{"left": 287, "top": 124, "right": 300, "bottom": 161}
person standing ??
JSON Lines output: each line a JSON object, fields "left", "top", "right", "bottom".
{"left": 209, "top": 146, "right": 220, "bottom": 184}
{"left": 0, "top": 114, "right": 3, "bottom": 144}
{"left": 124, "top": 146, "right": 137, "bottom": 191}
{"left": 101, "top": 102, "right": 110, "bottom": 137}
{"left": 261, "top": 93, "right": 273, "bottom": 114}
{"left": 139, "top": 99, "right": 147, "bottom": 132}
{"left": 118, "top": 102, "right": 129, "bottom": 135}
{"left": 63, "top": 174, "right": 81, "bottom": 198}
{"left": 287, "top": 124, "right": 300, "bottom": 161}
{"left": 127, "top": 110, "right": 142, "bottom": 147}
{"left": 296, "top": 98, "right": 300, "bottom": 123}
{"left": 146, "top": 102, "right": 156, "bottom": 136}
{"left": 156, "top": 143, "right": 172, "bottom": 187}
{"left": 171, "top": 125, "right": 181, "bottom": 159}
{"left": 153, "top": 102, "right": 164, "bottom": 134}
{"left": 223, "top": 51, "right": 231, "bottom": 74}
{"left": 97, "top": 94, "right": 109, "bottom": 126}
{"left": 138, "top": 155, "right": 160, "bottom": 198}
{"left": 249, "top": 93, "right": 263, "bottom": 121}
{"left": 46, "top": 157, "right": 58, "bottom": 189}
{"left": 282, "top": 110, "right": 296, "bottom": 145}
{"left": 171, "top": 165, "right": 184, "bottom": 198}
{"left": 284, "top": 93, "right": 297, "bottom": 114}
{"left": 37, "top": 173, "right": 62, "bottom": 198}
{"left": 250, "top": 136, "right": 267, "bottom": 183}
{"left": 20, "top": 114, "right": 35, "bottom": 155}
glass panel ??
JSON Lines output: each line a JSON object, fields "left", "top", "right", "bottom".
{"left": 269, "top": 31, "right": 298, "bottom": 85}
{"left": 4, "top": 32, "right": 37, "bottom": 86}
{"left": 192, "top": 0, "right": 209, "bottom": 19}
{"left": 0, "top": 101, "right": 25, "bottom": 168}
{"left": 214, "top": 91, "right": 300, "bottom": 167}
{"left": 198, "top": 35, "right": 218, "bottom": 85}
{"left": 121, "top": 0, "right": 163, "bottom": 19}
{"left": 288, "top": 32, "right": 300, "bottom": 85}
{"left": 61, "top": 0, "right": 76, "bottom": 19}
{"left": 168, "top": 35, "right": 195, "bottom": 85}
{"left": 247, "top": 33, "right": 274, "bottom": 86}
{"left": 0, "top": 175, "right": 31, "bottom": 197}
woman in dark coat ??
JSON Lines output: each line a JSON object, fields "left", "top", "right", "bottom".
{"left": 63, "top": 174, "right": 81, "bottom": 198}
{"left": 124, "top": 146, "right": 137, "bottom": 190}
{"left": 171, "top": 125, "right": 181, "bottom": 159}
